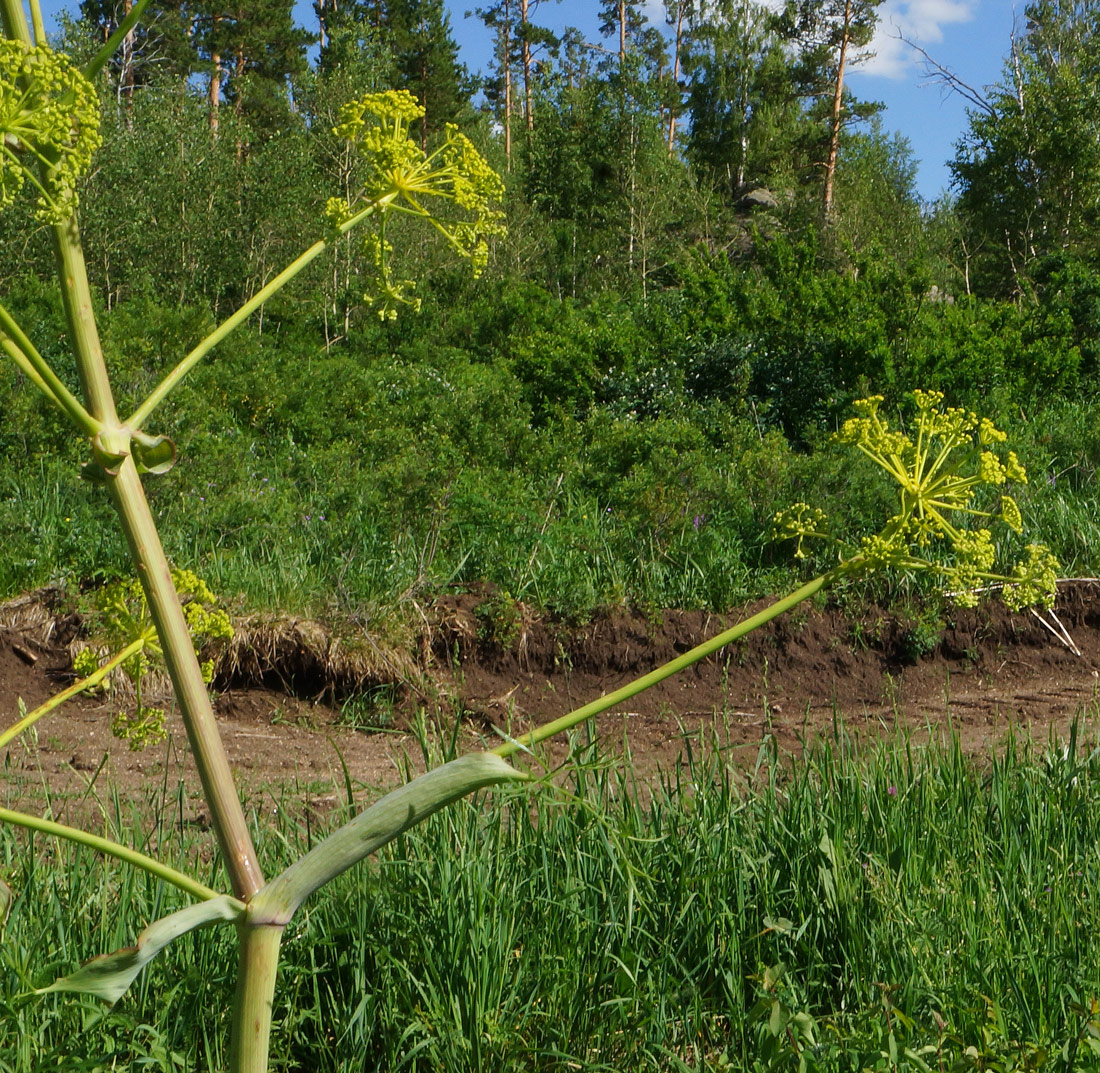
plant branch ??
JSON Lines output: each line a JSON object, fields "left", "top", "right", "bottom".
{"left": 83, "top": 0, "right": 152, "bottom": 80}
{"left": 127, "top": 198, "right": 389, "bottom": 430}
{"left": 0, "top": 807, "right": 226, "bottom": 903}
{"left": 0, "top": 635, "right": 145, "bottom": 749}
{"left": 0, "top": 334, "right": 59, "bottom": 407}
{"left": 0, "top": 302, "right": 101, "bottom": 435}
{"left": 898, "top": 30, "right": 996, "bottom": 118}
{"left": 491, "top": 569, "right": 842, "bottom": 759}
{"left": 26, "top": 0, "right": 42, "bottom": 43}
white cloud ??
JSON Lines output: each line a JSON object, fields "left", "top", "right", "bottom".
{"left": 859, "top": 0, "right": 977, "bottom": 80}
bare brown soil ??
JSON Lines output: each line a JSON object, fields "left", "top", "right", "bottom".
{"left": 3, "top": 582, "right": 1100, "bottom": 819}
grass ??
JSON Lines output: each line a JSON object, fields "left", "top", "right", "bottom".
{"left": 3, "top": 716, "right": 1100, "bottom": 1071}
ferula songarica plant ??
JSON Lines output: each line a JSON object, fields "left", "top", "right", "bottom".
{"left": 771, "top": 391, "right": 1059, "bottom": 609}
{"left": 0, "top": 4, "right": 1063, "bottom": 1072}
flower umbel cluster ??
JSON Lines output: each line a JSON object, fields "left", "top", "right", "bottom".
{"left": 326, "top": 89, "right": 505, "bottom": 319}
{"left": 0, "top": 39, "right": 101, "bottom": 223}
{"left": 772, "top": 391, "right": 1059, "bottom": 609}
{"left": 79, "top": 570, "right": 234, "bottom": 750}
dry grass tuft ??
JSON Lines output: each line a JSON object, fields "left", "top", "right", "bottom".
{"left": 218, "top": 614, "right": 425, "bottom": 701}
{"left": 0, "top": 586, "right": 73, "bottom": 645}
{"left": 0, "top": 588, "right": 467, "bottom": 709}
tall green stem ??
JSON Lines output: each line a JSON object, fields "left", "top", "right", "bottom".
{"left": 47, "top": 213, "right": 264, "bottom": 899}
{"left": 229, "top": 923, "right": 284, "bottom": 1073}
{"left": 50, "top": 224, "right": 118, "bottom": 425}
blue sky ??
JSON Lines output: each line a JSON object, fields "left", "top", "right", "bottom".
{"left": 36, "top": 0, "right": 1019, "bottom": 202}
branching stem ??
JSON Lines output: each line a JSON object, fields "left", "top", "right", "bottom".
{"left": 492, "top": 569, "right": 844, "bottom": 759}
{"left": 0, "top": 635, "right": 145, "bottom": 749}
{"left": 128, "top": 197, "right": 390, "bottom": 430}
{"left": 0, "top": 807, "right": 226, "bottom": 902}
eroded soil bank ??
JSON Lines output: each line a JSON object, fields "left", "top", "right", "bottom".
{"left": 3, "top": 582, "right": 1099, "bottom": 817}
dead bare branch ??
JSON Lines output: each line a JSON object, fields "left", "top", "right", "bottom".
{"left": 893, "top": 29, "right": 997, "bottom": 119}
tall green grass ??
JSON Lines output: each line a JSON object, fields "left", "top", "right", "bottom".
{"left": 4, "top": 718, "right": 1100, "bottom": 1071}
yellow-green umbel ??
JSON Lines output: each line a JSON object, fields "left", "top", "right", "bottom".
{"left": 773, "top": 391, "right": 1059, "bottom": 610}
{"left": 325, "top": 88, "right": 506, "bottom": 318}
{"left": 0, "top": 40, "right": 100, "bottom": 223}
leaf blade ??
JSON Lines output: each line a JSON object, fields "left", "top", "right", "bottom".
{"left": 40, "top": 894, "right": 244, "bottom": 1005}
{"left": 251, "top": 753, "right": 525, "bottom": 924}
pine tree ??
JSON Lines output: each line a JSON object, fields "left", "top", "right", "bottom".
{"left": 684, "top": 0, "right": 800, "bottom": 196}
{"left": 597, "top": 0, "right": 649, "bottom": 72}
{"left": 517, "top": 0, "right": 560, "bottom": 131}
{"left": 476, "top": 0, "right": 516, "bottom": 164}
{"left": 772, "top": 0, "right": 883, "bottom": 214}
{"left": 201, "top": 0, "right": 313, "bottom": 132}
{"left": 79, "top": 0, "right": 200, "bottom": 96}
{"left": 315, "top": 0, "right": 386, "bottom": 67}
{"left": 386, "top": 0, "right": 472, "bottom": 143}
{"left": 663, "top": 0, "right": 694, "bottom": 151}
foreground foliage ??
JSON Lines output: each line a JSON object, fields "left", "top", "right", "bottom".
{"left": 3, "top": 722, "right": 1100, "bottom": 1071}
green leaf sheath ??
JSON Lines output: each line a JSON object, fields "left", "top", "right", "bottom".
{"left": 40, "top": 895, "right": 245, "bottom": 1004}
{"left": 250, "top": 754, "right": 526, "bottom": 925}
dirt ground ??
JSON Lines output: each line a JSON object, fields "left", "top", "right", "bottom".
{"left": 3, "top": 582, "right": 1100, "bottom": 821}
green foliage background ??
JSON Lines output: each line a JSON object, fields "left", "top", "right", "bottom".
{"left": 2, "top": 1, "right": 1100, "bottom": 626}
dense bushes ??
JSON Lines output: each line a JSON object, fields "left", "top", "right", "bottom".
{"left": 5, "top": 218, "right": 1100, "bottom": 623}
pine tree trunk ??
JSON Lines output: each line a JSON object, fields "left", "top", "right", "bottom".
{"left": 503, "top": 0, "right": 513, "bottom": 166}
{"left": 120, "top": 0, "right": 135, "bottom": 107}
{"left": 618, "top": 0, "right": 626, "bottom": 70}
{"left": 209, "top": 54, "right": 221, "bottom": 131}
{"left": 822, "top": 0, "right": 852, "bottom": 219}
{"left": 666, "top": 0, "right": 685, "bottom": 153}
{"left": 208, "top": 12, "right": 222, "bottom": 132}
{"left": 520, "top": 0, "right": 533, "bottom": 130}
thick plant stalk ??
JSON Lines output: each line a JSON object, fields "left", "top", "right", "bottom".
{"left": 229, "top": 924, "right": 284, "bottom": 1073}
{"left": 107, "top": 460, "right": 264, "bottom": 897}
{"left": 47, "top": 211, "right": 264, "bottom": 897}
{"left": 50, "top": 226, "right": 119, "bottom": 424}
